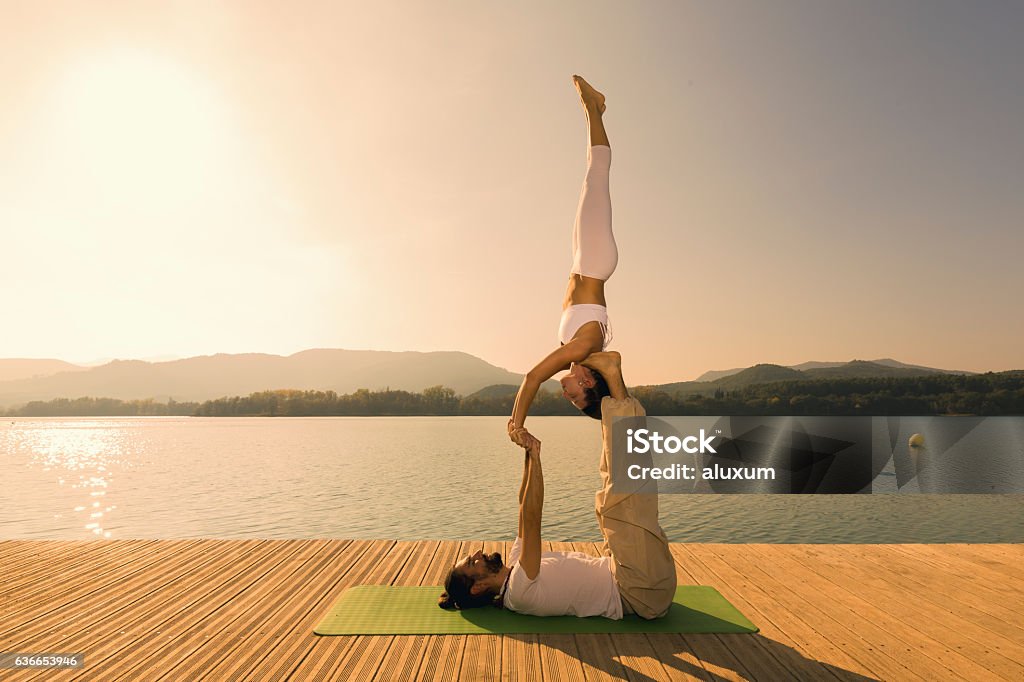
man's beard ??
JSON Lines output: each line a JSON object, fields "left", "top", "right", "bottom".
{"left": 484, "top": 552, "right": 503, "bottom": 572}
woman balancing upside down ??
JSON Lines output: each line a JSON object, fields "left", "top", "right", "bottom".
{"left": 508, "top": 75, "right": 618, "bottom": 448}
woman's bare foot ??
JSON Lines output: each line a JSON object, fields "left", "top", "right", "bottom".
{"left": 573, "top": 75, "right": 606, "bottom": 114}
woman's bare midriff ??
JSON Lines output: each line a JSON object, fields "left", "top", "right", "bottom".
{"left": 562, "top": 274, "right": 606, "bottom": 309}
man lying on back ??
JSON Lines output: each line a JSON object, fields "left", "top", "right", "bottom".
{"left": 439, "top": 352, "right": 677, "bottom": 619}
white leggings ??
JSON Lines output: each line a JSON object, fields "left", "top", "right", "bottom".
{"left": 571, "top": 145, "right": 618, "bottom": 281}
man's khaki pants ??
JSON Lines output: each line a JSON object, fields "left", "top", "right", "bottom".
{"left": 595, "top": 396, "right": 677, "bottom": 619}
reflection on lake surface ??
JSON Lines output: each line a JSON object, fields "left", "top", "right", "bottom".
{"left": 2, "top": 417, "right": 1022, "bottom": 542}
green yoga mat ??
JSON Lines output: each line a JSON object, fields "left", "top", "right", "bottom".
{"left": 315, "top": 585, "right": 758, "bottom": 635}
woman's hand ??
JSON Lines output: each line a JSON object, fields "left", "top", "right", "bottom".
{"left": 510, "top": 428, "right": 532, "bottom": 448}
{"left": 508, "top": 420, "right": 534, "bottom": 449}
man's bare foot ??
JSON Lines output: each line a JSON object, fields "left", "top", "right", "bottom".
{"left": 573, "top": 75, "right": 606, "bottom": 114}
{"left": 580, "top": 350, "right": 621, "bottom": 376}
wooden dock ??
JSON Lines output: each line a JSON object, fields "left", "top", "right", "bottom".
{"left": 1, "top": 540, "right": 1022, "bottom": 681}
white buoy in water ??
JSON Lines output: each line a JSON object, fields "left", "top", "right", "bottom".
{"left": 908, "top": 433, "right": 926, "bottom": 475}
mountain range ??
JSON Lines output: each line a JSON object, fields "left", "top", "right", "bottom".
{"left": 0, "top": 351, "right": 975, "bottom": 409}
{"left": 693, "top": 358, "right": 968, "bottom": 383}
{"left": 0, "top": 350, "right": 557, "bottom": 408}
{"left": 643, "top": 359, "right": 972, "bottom": 398}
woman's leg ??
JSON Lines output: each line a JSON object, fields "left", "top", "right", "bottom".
{"left": 571, "top": 76, "right": 618, "bottom": 282}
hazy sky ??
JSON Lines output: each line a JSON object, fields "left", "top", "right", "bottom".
{"left": 2, "top": 1, "right": 1022, "bottom": 384}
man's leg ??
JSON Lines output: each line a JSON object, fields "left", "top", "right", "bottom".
{"left": 595, "top": 396, "right": 677, "bottom": 619}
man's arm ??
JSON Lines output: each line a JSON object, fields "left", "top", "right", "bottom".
{"left": 517, "top": 448, "right": 530, "bottom": 539}
{"left": 518, "top": 437, "right": 544, "bottom": 580}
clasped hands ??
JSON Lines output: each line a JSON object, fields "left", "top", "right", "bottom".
{"left": 507, "top": 419, "right": 540, "bottom": 452}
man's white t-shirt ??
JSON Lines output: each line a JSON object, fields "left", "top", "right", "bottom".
{"left": 503, "top": 537, "right": 623, "bottom": 619}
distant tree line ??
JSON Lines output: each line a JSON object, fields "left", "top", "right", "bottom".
{"left": 192, "top": 385, "right": 577, "bottom": 416}
{"left": 633, "top": 372, "right": 1024, "bottom": 416}
{"left": 3, "top": 397, "right": 199, "bottom": 417}
{"left": 5, "top": 372, "right": 1023, "bottom": 417}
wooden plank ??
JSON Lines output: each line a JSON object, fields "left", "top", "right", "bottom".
{"left": 36, "top": 539, "right": 301, "bottom": 681}
{"left": 574, "top": 633, "right": 630, "bottom": 682}
{"left": 327, "top": 634, "right": 393, "bottom": 681}
{"left": 368, "top": 540, "right": 443, "bottom": 681}
{"left": 17, "top": 539, "right": 266, "bottom": 676}
{"left": 453, "top": 541, "right": 499, "bottom": 682}
{"left": 4, "top": 541, "right": 1022, "bottom": 682}
{"left": 412, "top": 541, "right": 477, "bottom": 682}
{"left": 116, "top": 539, "right": 332, "bottom": 680}
{"left": 848, "top": 545, "right": 1024, "bottom": 639}
{"left": 103, "top": 539, "right": 327, "bottom": 681}
{"left": 886, "top": 543, "right": 1022, "bottom": 583}
{"left": 368, "top": 541, "right": 442, "bottom": 682}
{"left": 537, "top": 634, "right": 586, "bottom": 682}
{"left": 98, "top": 539, "right": 288, "bottom": 680}
{"left": 925, "top": 544, "right": 1023, "bottom": 581}
{"left": 0, "top": 539, "right": 110, "bottom": 572}
{"left": 949, "top": 543, "right": 1024, "bottom": 567}
{"left": 460, "top": 633, "right": 501, "bottom": 681}
{"left": 414, "top": 630, "right": 467, "bottom": 682}
{"left": 644, "top": 634, "right": 714, "bottom": 682}
{"left": 375, "top": 634, "right": 432, "bottom": 682}
{"left": 422, "top": 540, "right": 463, "bottom": 586}
{"left": 499, "top": 541, "right": 544, "bottom": 682}
{"left": 706, "top": 543, "right": 937, "bottom": 681}
{"left": 730, "top": 545, "right": 1004, "bottom": 681}
{"left": 412, "top": 541, "right": 471, "bottom": 682}
{"left": 569, "top": 542, "right": 601, "bottom": 557}
{"left": 0, "top": 539, "right": 163, "bottom": 602}
{"left": 503, "top": 634, "right": 542, "bottom": 682}
{"left": 880, "top": 545, "right": 1024, "bottom": 608}
{"left": 676, "top": 545, "right": 828, "bottom": 682}
{"left": 575, "top": 541, "right": 715, "bottom": 682}
{"left": 675, "top": 545, "right": 894, "bottom": 682}
{"left": 245, "top": 539, "right": 395, "bottom": 682}
{"left": 610, "top": 632, "right": 673, "bottom": 682}
{"left": 291, "top": 541, "right": 414, "bottom": 682}
{"left": 186, "top": 540, "right": 363, "bottom": 682}
{"left": 782, "top": 545, "right": 1024, "bottom": 676}
{"left": 393, "top": 541, "right": 442, "bottom": 586}
{"left": 4, "top": 539, "right": 207, "bottom": 646}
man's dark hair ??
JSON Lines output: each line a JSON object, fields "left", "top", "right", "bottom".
{"left": 580, "top": 369, "right": 611, "bottom": 420}
{"left": 438, "top": 568, "right": 498, "bottom": 610}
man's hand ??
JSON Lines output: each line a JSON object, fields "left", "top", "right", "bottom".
{"left": 522, "top": 431, "right": 541, "bottom": 454}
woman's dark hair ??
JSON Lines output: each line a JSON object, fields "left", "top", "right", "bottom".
{"left": 438, "top": 567, "right": 498, "bottom": 610}
{"left": 580, "top": 369, "right": 611, "bottom": 420}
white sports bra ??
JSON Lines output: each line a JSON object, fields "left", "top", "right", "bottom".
{"left": 558, "top": 304, "right": 612, "bottom": 350}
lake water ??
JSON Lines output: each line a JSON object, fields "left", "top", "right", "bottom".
{"left": 2, "top": 417, "right": 1021, "bottom": 543}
